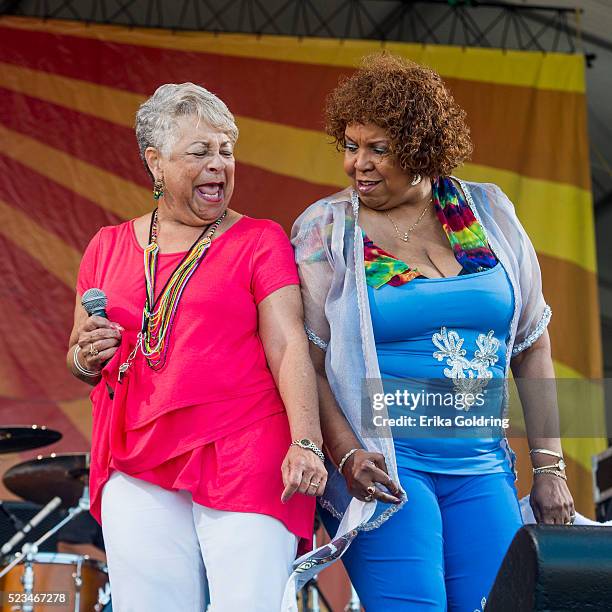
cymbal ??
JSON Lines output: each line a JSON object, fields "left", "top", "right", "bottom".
{"left": 3, "top": 453, "right": 89, "bottom": 508}
{"left": 0, "top": 426, "right": 62, "bottom": 454}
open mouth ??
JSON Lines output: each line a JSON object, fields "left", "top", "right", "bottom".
{"left": 356, "top": 179, "right": 381, "bottom": 194}
{"left": 196, "top": 182, "right": 225, "bottom": 203}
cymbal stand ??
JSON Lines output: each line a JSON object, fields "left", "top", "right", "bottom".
{"left": 20, "top": 542, "right": 37, "bottom": 612}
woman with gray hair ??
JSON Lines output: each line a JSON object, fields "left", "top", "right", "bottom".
{"left": 66, "top": 82, "right": 326, "bottom": 611}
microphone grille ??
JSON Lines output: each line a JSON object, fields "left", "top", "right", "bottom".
{"left": 81, "top": 288, "right": 107, "bottom": 315}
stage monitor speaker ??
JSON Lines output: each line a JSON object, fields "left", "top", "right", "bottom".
{"left": 487, "top": 525, "right": 612, "bottom": 611}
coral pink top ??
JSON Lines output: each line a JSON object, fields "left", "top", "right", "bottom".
{"left": 77, "top": 216, "right": 315, "bottom": 541}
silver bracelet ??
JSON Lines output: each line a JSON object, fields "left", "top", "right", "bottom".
{"left": 338, "top": 448, "right": 360, "bottom": 474}
{"left": 73, "top": 345, "right": 101, "bottom": 378}
{"left": 529, "top": 448, "right": 563, "bottom": 460}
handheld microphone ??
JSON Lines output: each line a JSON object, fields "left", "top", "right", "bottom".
{"left": 0, "top": 496, "right": 62, "bottom": 555}
{"left": 81, "top": 288, "right": 108, "bottom": 318}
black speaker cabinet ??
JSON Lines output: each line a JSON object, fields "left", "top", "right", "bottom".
{"left": 487, "top": 525, "right": 612, "bottom": 611}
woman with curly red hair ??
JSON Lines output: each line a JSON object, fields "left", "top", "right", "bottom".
{"left": 290, "top": 54, "right": 574, "bottom": 610}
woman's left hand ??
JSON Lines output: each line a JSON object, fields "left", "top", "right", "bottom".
{"left": 530, "top": 473, "right": 575, "bottom": 525}
{"left": 281, "top": 446, "right": 327, "bottom": 503}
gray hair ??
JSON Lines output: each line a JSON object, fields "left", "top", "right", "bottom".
{"left": 135, "top": 82, "right": 239, "bottom": 180}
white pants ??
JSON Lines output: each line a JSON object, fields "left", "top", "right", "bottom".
{"left": 101, "top": 472, "right": 298, "bottom": 612}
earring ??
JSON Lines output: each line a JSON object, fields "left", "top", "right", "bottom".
{"left": 411, "top": 174, "right": 422, "bottom": 186}
{"left": 153, "top": 177, "right": 164, "bottom": 200}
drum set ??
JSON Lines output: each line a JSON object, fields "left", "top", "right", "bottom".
{"left": 0, "top": 427, "right": 359, "bottom": 612}
{"left": 0, "top": 426, "right": 110, "bottom": 612}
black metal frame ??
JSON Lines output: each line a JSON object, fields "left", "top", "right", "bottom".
{"left": 1, "top": 0, "right": 585, "bottom": 54}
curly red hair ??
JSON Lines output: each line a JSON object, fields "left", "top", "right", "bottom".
{"left": 325, "top": 53, "right": 472, "bottom": 177}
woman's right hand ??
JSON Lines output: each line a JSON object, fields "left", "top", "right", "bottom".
{"left": 76, "top": 315, "right": 123, "bottom": 372}
{"left": 342, "top": 449, "right": 402, "bottom": 504}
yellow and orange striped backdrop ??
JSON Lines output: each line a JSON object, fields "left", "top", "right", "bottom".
{"left": 0, "top": 16, "right": 605, "bottom": 533}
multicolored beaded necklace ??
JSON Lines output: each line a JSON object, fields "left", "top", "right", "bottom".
{"left": 118, "top": 208, "right": 225, "bottom": 381}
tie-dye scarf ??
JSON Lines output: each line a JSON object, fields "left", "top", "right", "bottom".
{"left": 364, "top": 176, "right": 497, "bottom": 288}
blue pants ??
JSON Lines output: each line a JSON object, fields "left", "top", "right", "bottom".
{"left": 320, "top": 469, "right": 522, "bottom": 611}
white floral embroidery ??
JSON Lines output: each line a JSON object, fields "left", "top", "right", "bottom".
{"left": 432, "top": 327, "right": 500, "bottom": 409}
{"left": 473, "top": 330, "right": 500, "bottom": 375}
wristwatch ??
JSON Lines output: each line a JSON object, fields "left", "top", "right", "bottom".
{"left": 533, "top": 458, "right": 567, "bottom": 472}
{"left": 291, "top": 438, "right": 325, "bottom": 463}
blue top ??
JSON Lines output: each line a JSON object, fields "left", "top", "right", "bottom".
{"left": 367, "top": 262, "right": 515, "bottom": 474}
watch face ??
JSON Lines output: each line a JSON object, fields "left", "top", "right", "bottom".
{"left": 300, "top": 438, "right": 311, "bottom": 446}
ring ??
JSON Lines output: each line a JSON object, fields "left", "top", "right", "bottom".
{"left": 366, "top": 485, "right": 376, "bottom": 495}
{"left": 309, "top": 482, "right": 319, "bottom": 488}
{"left": 364, "top": 494, "right": 373, "bottom": 502}
{"left": 89, "top": 343, "right": 99, "bottom": 357}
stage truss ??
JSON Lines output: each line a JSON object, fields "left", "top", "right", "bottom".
{"left": 1, "top": 0, "right": 587, "bottom": 56}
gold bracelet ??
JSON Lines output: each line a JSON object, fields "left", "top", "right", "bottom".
{"left": 338, "top": 448, "right": 360, "bottom": 474}
{"left": 529, "top": 448, "right": 563, "bottom": 460}
{"left": 533, "top": 468, "right": 567, "bottom": 481}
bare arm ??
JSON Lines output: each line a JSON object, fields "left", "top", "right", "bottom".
{"left": 511, "top": 330, "right": 561, "bottom": 454}
{"left": 258, "top": 285, "right": 327, "bottom": 501}
{"left": 259, "top": 285, "right": 322, "bottom": 446}
{"left": 309, "top": 343, "right": 401, "bottom": 504}
{"left": 309, "top": 344, "right": 360, "bottom": 463}
{"left": 510, "top": 329, "right": 574, "bottom": 524}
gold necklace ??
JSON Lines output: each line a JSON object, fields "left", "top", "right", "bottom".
{"left": 385, "top": 199, "right": 431, "bottom": 242}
